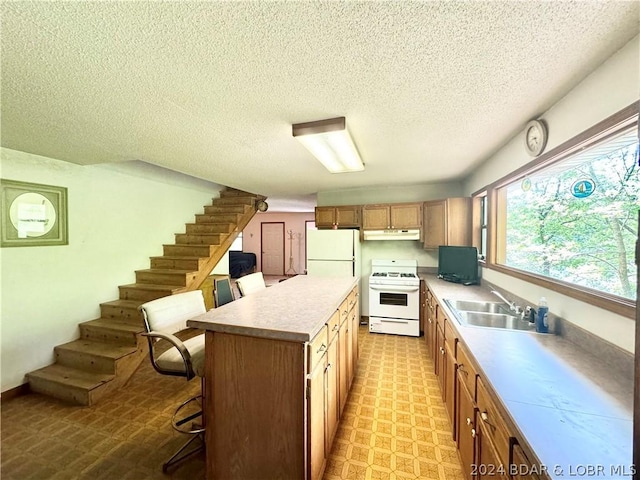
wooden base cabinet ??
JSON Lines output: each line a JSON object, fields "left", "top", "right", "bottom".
{"left": 476, "top": 419, "right": 509, "bottom": 480}
{"left": 457, "top": 379, "right": 476, "bottom": 480}
{"left": 512, "top": 442, "right": 543, "bottom": 480}
{"left": 325, "top": 312, "right": 340, "bottom": 453}
{"left": 308, "top": 329, "right": 328, "bottom": 480}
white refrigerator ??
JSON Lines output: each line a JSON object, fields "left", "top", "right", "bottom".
{"left": 306, "top": 229, "right": 361, "bottom": 278}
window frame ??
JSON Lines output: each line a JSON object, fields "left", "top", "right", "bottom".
{"left": 480, "top": 102, "right": 639, "bottom": 319}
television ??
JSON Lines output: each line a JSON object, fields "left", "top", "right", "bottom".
{"left": 437, "top": 246, "right": 479, "bottom": 285}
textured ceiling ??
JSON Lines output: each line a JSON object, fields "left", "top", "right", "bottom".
{"left": 1, "top": 1, "right": 638, "bottom": 210}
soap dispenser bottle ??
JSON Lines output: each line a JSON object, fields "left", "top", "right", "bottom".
{"left": 536, "top": 297, "right": 549, "bottom": 333}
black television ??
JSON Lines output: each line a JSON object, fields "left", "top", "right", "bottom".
{"left": 437, "top": 246, "right": 479, "bottom": 285}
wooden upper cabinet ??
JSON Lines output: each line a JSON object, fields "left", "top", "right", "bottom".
{"left": 362, "top": 205, "right": 389, "bottom": 229}
{"left": 315, "top": 206, "right": 361, "bottom": 229}
{"left": 423, "top": 197, "right": 471, "bottom": 249}
{"left": 363, "top": 203, "right": 422, "bottom": 230}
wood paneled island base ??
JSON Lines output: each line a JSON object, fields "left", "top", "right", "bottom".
{"left": 188, "top": 275, "right": 360, "bottom": 480}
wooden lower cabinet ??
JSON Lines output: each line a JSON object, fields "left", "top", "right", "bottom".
{"left": 476, "top": 419, "right": 509, "bottom": 480}
{"left": 349, "top": 299, "right": 359, "bottom": 385}
{"left": 338, "top": 314, "right": 349, "bottom": 412}
{"left": 443, "top": 338, "right": 456, "bottom": 434}
{"left": 435, "top": 323, "right": 446, "bottom": 392}
{"left": 425, "top": 291, "right": 437, "bottom": 358}
{"left": 308, "top": 345, "right": 327, "bottom": 480}
{"left": 511, "top": 442, "right": 543, "bottom": 480}
{"left": 457, "top": 379, "right": 476, "bottom": 480}
{"left": 325, "top": 315, "right": 340, "bottom": 451}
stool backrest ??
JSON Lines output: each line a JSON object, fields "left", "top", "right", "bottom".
{"left": 236, "top": 272, "right": 267, "bottom": 297}
{"left": 214, "top": 278, "right": 235, "bottom": 307}
{"left": 140, "top": 290, "right": 206, "bottom": 335}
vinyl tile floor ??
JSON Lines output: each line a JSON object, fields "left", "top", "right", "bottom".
{"left": 1, "top": 326, "right": 463, "bottom": 479}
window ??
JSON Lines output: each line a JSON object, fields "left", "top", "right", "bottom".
{"left": 492, "top": 107, "right": 638, "bottom": 313}
{"left": 472, "top": 192, "right": 488, "bottom": 262}
{"left": 480, "top": 195, "right": 488, "bottom": 260}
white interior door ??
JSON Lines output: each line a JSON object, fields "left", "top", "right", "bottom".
{"left": 261, "top": 222, "right": 284, "bottom": 275}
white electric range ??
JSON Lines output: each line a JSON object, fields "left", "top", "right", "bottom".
{"left": 368, "top": 259, "right": 420, "bottom": 337}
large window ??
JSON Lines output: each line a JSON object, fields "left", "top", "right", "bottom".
{"left": 488, "top": 104, "right": 639, "bottom": 316}
{"left": 501, "top": 128, "right": 638, "bottom": 300}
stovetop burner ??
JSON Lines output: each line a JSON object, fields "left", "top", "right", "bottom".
{"left": 369, "top": 259, "right": 419, "bottom": 286}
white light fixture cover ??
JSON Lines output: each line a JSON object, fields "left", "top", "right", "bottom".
{"left": 292, "top": 117, "right": 364, "bottom": 173}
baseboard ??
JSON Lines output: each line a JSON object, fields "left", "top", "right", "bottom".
{"left": 1, "top": 382, "right": 31, "bottom": 403}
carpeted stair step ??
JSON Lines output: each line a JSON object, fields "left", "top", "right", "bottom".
{"left": 118, "top": 283, "right": 185, "bottom": 302}
{"left": 203, "top": 204, "right": 251, "bottom": 215}
{"left": 135, "top": 268, "right": 198, "bottom": 286}
{"left": 99, "top": 299, "right": 144, "bottom": 325}
{"left": 80, "top": 318, "right": 143, "bottom": 345}
{"left": 55, "top": 339, "right": 139, "bottom": 374}
{"left": 185, "top": 222, "right": 236, "bottom": 234}
{"left": 27, "top": 364, "right": 115, "bottom": 406}
{"left": 174, "top": 233, "right": 226, "bottom": 245}
{"left": 195, "top": 213, "right": 241, "bottom": 224}
{"left": 149, "top": 255, "right": 206, "bottom": 270}
{"left": 163, "top": 243, "right": 217, "bottom": 257}
{"left": 212, "top": 195, "right": 256, "bottom": 206}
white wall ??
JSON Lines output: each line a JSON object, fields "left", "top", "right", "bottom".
{"left": 464, "top": 35, "right": 640, "bottom": 353}
{"left": 0, "top": 149, "right": 223, "bottom": 392}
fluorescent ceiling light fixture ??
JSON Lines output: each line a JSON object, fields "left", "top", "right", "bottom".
{"left": 292, "top": 117, "right": 364, "bottom": 173}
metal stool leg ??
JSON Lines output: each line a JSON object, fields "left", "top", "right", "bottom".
{"left": 162, "top": 432, "right": 205, "bottom": 473}
{"left": 162, "top": 394, "right": 205, "bottom": 472}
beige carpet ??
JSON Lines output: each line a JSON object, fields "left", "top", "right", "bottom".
{"left": 1, "top": 326, "right": 462, "bottom": 479}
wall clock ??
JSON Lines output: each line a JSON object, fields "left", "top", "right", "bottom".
{"left": 256, "top": 200, "right": 269, "bottom": 212}
{"left": 524, "top": 119, "right": 548, "bottom": 157}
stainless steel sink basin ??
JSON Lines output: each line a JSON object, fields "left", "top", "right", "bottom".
{"left": 443, "top": 298, "right": 536, "bottom": 332}
{"left": 445, "top": 299, "right": 511, "bottom": 315}
{"left": 457, "top": 311, "right": 536, "bottom": 331}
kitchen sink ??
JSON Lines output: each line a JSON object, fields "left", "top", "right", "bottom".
{"left": 443, "top": 299, "right": 536, "bottom": 332}
{"left": 457, "top": 311, "right": 536, "bottom": 331}
{"left": 445, "top": 299, "right": 511, "bottom": 315}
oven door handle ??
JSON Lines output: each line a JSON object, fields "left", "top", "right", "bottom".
{"left": 369, "top": 285, "right": 420, "bottom": 293}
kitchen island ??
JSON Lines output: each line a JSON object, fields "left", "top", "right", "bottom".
{"left": 187, "top": 274, "right": 359, "bottom": 480}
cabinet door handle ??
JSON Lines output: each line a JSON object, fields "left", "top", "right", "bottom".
{"left": 480, "top": 410, "right": 494, "bottom": 427}
{"left": 458, "top": 364, "right": 468, "bottom": 376}
{"left": 471, "top": 428, "right": 476, "bottom": 438}
{"left": 325, "top": 363, "right": 333, "bottom": 372}
{"left": 440, "top": 347, "right": 445, "bottom": 355}
{"left": 317, "top": 343, "right": 327, "bottom": 354}
{"left": 466, "top": 417, "right": 472, "bottom": 426}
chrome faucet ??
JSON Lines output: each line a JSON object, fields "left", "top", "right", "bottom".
{"left": 491, "top": 290, "right": 516, "bottom": 311}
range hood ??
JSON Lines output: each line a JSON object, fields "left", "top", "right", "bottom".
{"left": 363, "top": 229, "right": 421, "bottom": 241}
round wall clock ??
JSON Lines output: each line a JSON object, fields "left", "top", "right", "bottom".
{"left": 524, "top": 119, "right": 548, "bottom": 157}
{"left": 256, "top": 200, "right": 269, "bottom": 212}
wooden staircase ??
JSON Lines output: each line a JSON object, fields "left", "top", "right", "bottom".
{"left": 26, "top": 188, "right": 264, "bottom": 406}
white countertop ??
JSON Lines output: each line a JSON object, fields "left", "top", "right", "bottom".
{"left": 187, "top": 275, "right": 359, "bottom": 342}
{"left": 423, "top": 275, "right": 633, "bottom": 479}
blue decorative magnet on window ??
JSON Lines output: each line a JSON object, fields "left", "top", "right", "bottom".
{"left": 571, "top": 178, "right": 596, "bottom": 198}
{"left": 521, "top": 177, "right": 531, "bottom": 192}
